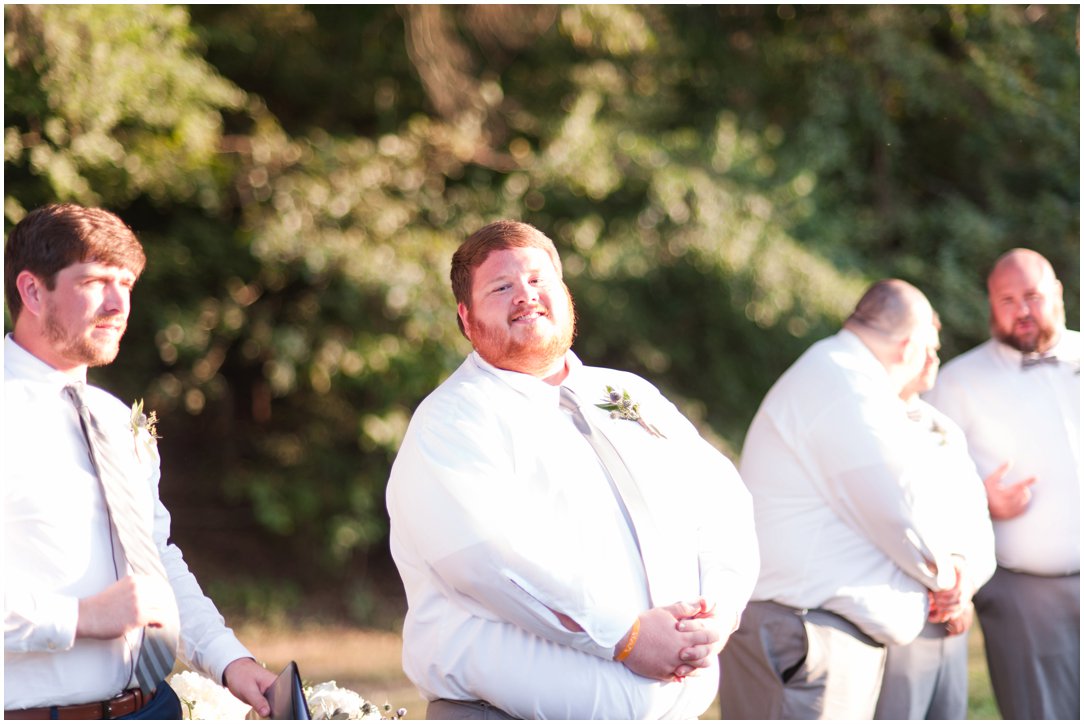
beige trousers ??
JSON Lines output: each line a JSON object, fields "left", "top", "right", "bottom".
{"left": 719, "top": 600, "right": 886, "bottom": 719}
{"left": 426, "top": 699, "right": 518, "bottom": 720}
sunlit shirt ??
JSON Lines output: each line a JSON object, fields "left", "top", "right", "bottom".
{"left": 4, "top": 335, "right": 253, "bottom": 709}
{"left": 386, "top": 350, "right": 758, "bottom": 719}
{"left": 741, "top": 330, "right": 960, "bottom": 647}
{"left": 925, "top": 331, "right": 1080, "bottom": 576}
{"left": 904, "top": 399, "right": 996, "bottom": 593}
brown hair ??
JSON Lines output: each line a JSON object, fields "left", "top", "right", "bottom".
{"left": 4, "top": 203, "right": 146, "bottom": 320}
{"left": 450, "top": 220, "right": 563, "bottom": 335}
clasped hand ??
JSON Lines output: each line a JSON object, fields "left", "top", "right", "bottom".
{"left": 622, "top": 597, "right": 731, "bottom": 682}
{"left": 927, "top": 564, "right": 974, "bottom": 636}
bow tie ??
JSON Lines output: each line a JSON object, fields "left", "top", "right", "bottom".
{"left": 1021, "top": 353, "right": 1058, "bottom": 369}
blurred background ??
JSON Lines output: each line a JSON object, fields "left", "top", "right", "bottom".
{"left": 4, "top": 5, "right": 1079, "bottom": 717}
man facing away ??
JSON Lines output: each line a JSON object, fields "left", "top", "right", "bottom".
{"left": 873, "top": 314, "right": 996, "bottom": 720}
{"left": 719, "top": 279, "right": 967, "bottom": 719}
{"left": 4, "top": 204, "right": 277, "bottom": 719}
{"left": 386, "top": 220, "right": 759, "bottom": 719}
{"left": 925, "top": 248, "right": 1079, "bottom": 720}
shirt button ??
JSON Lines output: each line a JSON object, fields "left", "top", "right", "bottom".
{"left": 47, "top": 641, "right": 57, "bottom": 650}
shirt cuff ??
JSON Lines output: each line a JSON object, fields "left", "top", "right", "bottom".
{"left": 197, "top": 633, "right": 256, "bottom": 685}
{"left": 46, "top": 594, "right": 79, "bottom": 653}
{"left": 8, "top": 592, "right": 80, "bottom": 653}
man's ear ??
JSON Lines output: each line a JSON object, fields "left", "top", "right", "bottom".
{"left": 894, "top": 333, "right": 915, "bottom": 365}
{"left": 457, "top": 302, "right": 472, "bottom": 341}
{"left": 15, "top": 270, "right": 45, "bottom": 318}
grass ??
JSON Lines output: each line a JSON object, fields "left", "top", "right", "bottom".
{"left": 967, "top": 626, "right": 1001, "bottom": 720}
{"left": 228, "top": 619, "right": 999, "bottom": 720}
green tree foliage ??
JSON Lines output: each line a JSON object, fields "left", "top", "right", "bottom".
{"left": 5, "top": 5, "right": 1078, "bottom": 582}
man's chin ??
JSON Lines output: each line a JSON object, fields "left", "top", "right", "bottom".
{"left": 995, "top": 330, "right": 1045, "bottom": 354}
{"left": 71, "top": 341, "right": 122, "bottom": 368}
{"left": 479, "top": 340, "right": 570, "bottom": 376}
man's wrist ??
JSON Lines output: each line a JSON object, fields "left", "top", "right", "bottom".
{"left": 613, "top": 617, "right": 641, "bottom": 662}
{"left": 222, "top": 656, "right": 254, "bottom": 688}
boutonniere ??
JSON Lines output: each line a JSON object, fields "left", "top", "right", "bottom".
{"left": 595, "top": 385, "right": 666, "bottom": 438}
{"left": 130, "top": 399, "right": 161, "bottom": 460}
{"left": 929, "top": 417, "right": 948, "bottom": 447}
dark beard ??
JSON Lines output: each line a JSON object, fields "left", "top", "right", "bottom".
{"left": 993, "top": 319, "right": 1058, "bottom": 354}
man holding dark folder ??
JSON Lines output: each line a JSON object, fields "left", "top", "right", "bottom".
{"left": 4, "top": 204, "right": 277, "bottom": 719}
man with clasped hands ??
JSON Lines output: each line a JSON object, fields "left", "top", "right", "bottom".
{"left": 719, "top": 280, "right": 969, "bottom": 719}
{"left": 386, "top": 220, "right": 759, "bottom": 719}
{"left": 4, "top": 204, "right": 277, "bottom": 719}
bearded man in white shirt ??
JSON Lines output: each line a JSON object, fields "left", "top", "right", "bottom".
{"left": 4, "top": 204, "right": 277, "bottom": 719}
{"left": 718, "top": 279, "right": 968, "bottom": 720}
{"left": 925, "top": 248, "right": 1079, "bottom": 720}
{"left": 386, "top": 220, "right": 759, "bottom": 719}
{"left": 873, "top": 314, "right": 996, "bottom": 720}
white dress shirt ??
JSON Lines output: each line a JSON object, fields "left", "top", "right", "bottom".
{"left": 4, "top": 335, "right": 253, "bottom": 709}
{"left": 741, "top": 330, "right": 960, "bottom": 647}
{"left": 925, "top": 331, "right": 1080, "bottom": 575}
{"left": 386, "top": 350, "right": 759, "bottom": 719}
{"left": 904, "top": 399, "right": 997, "bottom": 593}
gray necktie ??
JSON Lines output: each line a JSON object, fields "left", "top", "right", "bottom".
{"left": 559, "top": 386, "right": 663, "bottom": 607}
{"left": 65, "top": 383, "right": 178, "bottom": 694}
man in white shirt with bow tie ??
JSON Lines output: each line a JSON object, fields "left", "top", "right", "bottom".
{"left": 386, "top": 220, "right": 759, "bottom": 719}
{"left": 925, "top": 248, "right": 1079, "bottom": 720}
{"left": 4, "top": 204, "right": 277, "bottom": 719}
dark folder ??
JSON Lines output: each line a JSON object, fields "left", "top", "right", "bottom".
{"left": 265, "top": 660, "right": 311, "bottom": 720}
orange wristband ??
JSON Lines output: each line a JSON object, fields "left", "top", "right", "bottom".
{"left": 614, "top": 617, "right": 641, "bottom": 662}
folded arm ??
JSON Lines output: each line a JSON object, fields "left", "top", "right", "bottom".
{"left": 810, "top": 395, "right": 958, "bottom": 592}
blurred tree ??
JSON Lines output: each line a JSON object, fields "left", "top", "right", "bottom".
{"left": 5, "top": 4, "right": 1078, "bottom": 600}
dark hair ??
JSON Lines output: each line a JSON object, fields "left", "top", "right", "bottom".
{"left": 450, "top": 220, "right": 562, "bottom": 335}
{"left": 4, "top": 203, "right": 146, "bottom": 320}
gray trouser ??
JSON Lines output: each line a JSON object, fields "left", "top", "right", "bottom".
{"left": 874, "top": 620, "right": 969, "bottom": 720}
{"left": 975, "top": 566, "right": 1080, "bottom": 720}
{"left": 427, "top": 699, "right": 518, "bottom": 720}
{"left": 718, "top": 600, "right": 886, "bottom": 720}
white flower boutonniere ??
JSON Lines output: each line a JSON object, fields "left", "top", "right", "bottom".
{"left": 929, "top": 418, "right": 948, "bottom": 447}
{"left": 130, "top": 398, "right": 161, "bottom": 461}
{"left": 595, "top": 385, "right": 666, "bottom": 438}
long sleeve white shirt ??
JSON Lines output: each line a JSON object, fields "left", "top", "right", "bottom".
{"left": 904, "top": 399, "right": 997, "bottom": 592}
{"left": 386, "top": 351, "right": 759, "bottom": 719}
{"left": 741, "top": 330, "right": 960, "bottom": 646}
{"left": 3, "top": 335, "right": 253, "bottom": 709}
{"left": 924, "top": 332, "right": 1080, "bottom": 576}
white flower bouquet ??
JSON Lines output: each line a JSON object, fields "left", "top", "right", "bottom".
{"left": 171, "top": 671, "right": 253, "bottom": 720}
{"left": 169, "top": 671, "right": 406, "bottom": 720}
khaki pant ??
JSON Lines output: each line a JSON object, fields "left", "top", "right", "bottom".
{"left": 719, "top": 600, "right": 886, "bottom": 719}
{"left": 426, "top": 699, "right": 518, "bottom": 720}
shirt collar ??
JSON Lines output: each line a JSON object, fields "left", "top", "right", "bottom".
{"left": 4, "top": 334, "right": 86, "bottom": 386}
{"left": 835, "top": 328, "right": 894, "bottom": 382}
{"left": 468, "top": 349, "right": 583, "bottom": 406}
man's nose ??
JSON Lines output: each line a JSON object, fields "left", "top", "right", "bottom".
{"left": 513, "top": 280, "right": 539, "bottom": 305}
{"left": 103, "top": 282, "right": 130, "bottom": 316}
